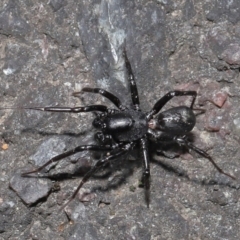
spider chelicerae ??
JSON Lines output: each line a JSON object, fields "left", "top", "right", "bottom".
{"left": 3, "top": 49, "right": 235, "bottom": 209}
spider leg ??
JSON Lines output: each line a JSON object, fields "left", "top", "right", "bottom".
{"left": 147, "top": 129, "right": 176, "bottom": 158}
{"left": 140, "top": 137, "right": 151, "bottom": 207}
{"left": 147, "top": 91, "right": 197, "bottom": 119}
{"left": 16, "top": 105, "right": 108, "bottom": 113}
{"left": 174, "top": 137, "right": 236, "bottom": 180}
{"left": 147, "top": 128, "right": 161, "bottom": 140}
{"left": 21, "top": 145, "right": 114, "bottom": 176}
{"left": 60, "top": 142, "right": 135, "bottom": 210}
{"left": 95, "top": 132, "right": 114, "bottom": 145}
{"left": 73, "top": 88, "right": 126, "bottom": 110}
{"left": 123, "top": 49, "right": 140, "bottom": 111}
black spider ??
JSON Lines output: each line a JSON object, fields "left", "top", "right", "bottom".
{"left": 4, "top": 50, "right": 235, "bottom": 209}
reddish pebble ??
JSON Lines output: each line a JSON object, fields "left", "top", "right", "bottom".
{"left": 1, "top": 143, "right": 9, "bottom": 150}
{"left": 212, "top": 91, "right": 228, "bottom": 108}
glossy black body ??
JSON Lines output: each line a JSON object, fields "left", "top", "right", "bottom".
{"left": 156, "top": 106, "right": 196, "bottom": 135}
{"left": 93, "top": 109, "right": 148, "bottom": 142}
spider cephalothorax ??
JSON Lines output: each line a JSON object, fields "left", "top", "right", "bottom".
{"left": 93, "top": 109, "right": 148, "bottom": 142}
{"left": 2, "top": 49, "right": 235, "bottom": 209}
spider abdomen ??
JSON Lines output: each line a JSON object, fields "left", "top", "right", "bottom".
{"left": 151, "top": 106, "right": 196, "bottom": 135}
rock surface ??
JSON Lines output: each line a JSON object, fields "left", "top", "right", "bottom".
{"left": 0, "top": 0, "right": 240, "bottom": 239}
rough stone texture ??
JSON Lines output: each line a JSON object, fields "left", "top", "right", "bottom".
{"left": 9, "top": 168, "right": 52, "bottom": 205}
{"left": 0, "top": 0, "right": 240, "bottom": 239}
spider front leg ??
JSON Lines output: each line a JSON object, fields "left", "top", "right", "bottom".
{"left": 74, "top": 88, "right": 126, "bottom": 111}
{"left": 147, "top": 90, "right": 197, "bottom": 119}
{"left": 174, "top": 136, "right": 236, "bottom": 180}
{"left": 17, "top": 105, "right": 109, "bottom": 113}
{"left": 60, "top": 142, "right": 135, "bottom": 210}
{"left": 22, "top": 145, "right": 114, "bottom": 176}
